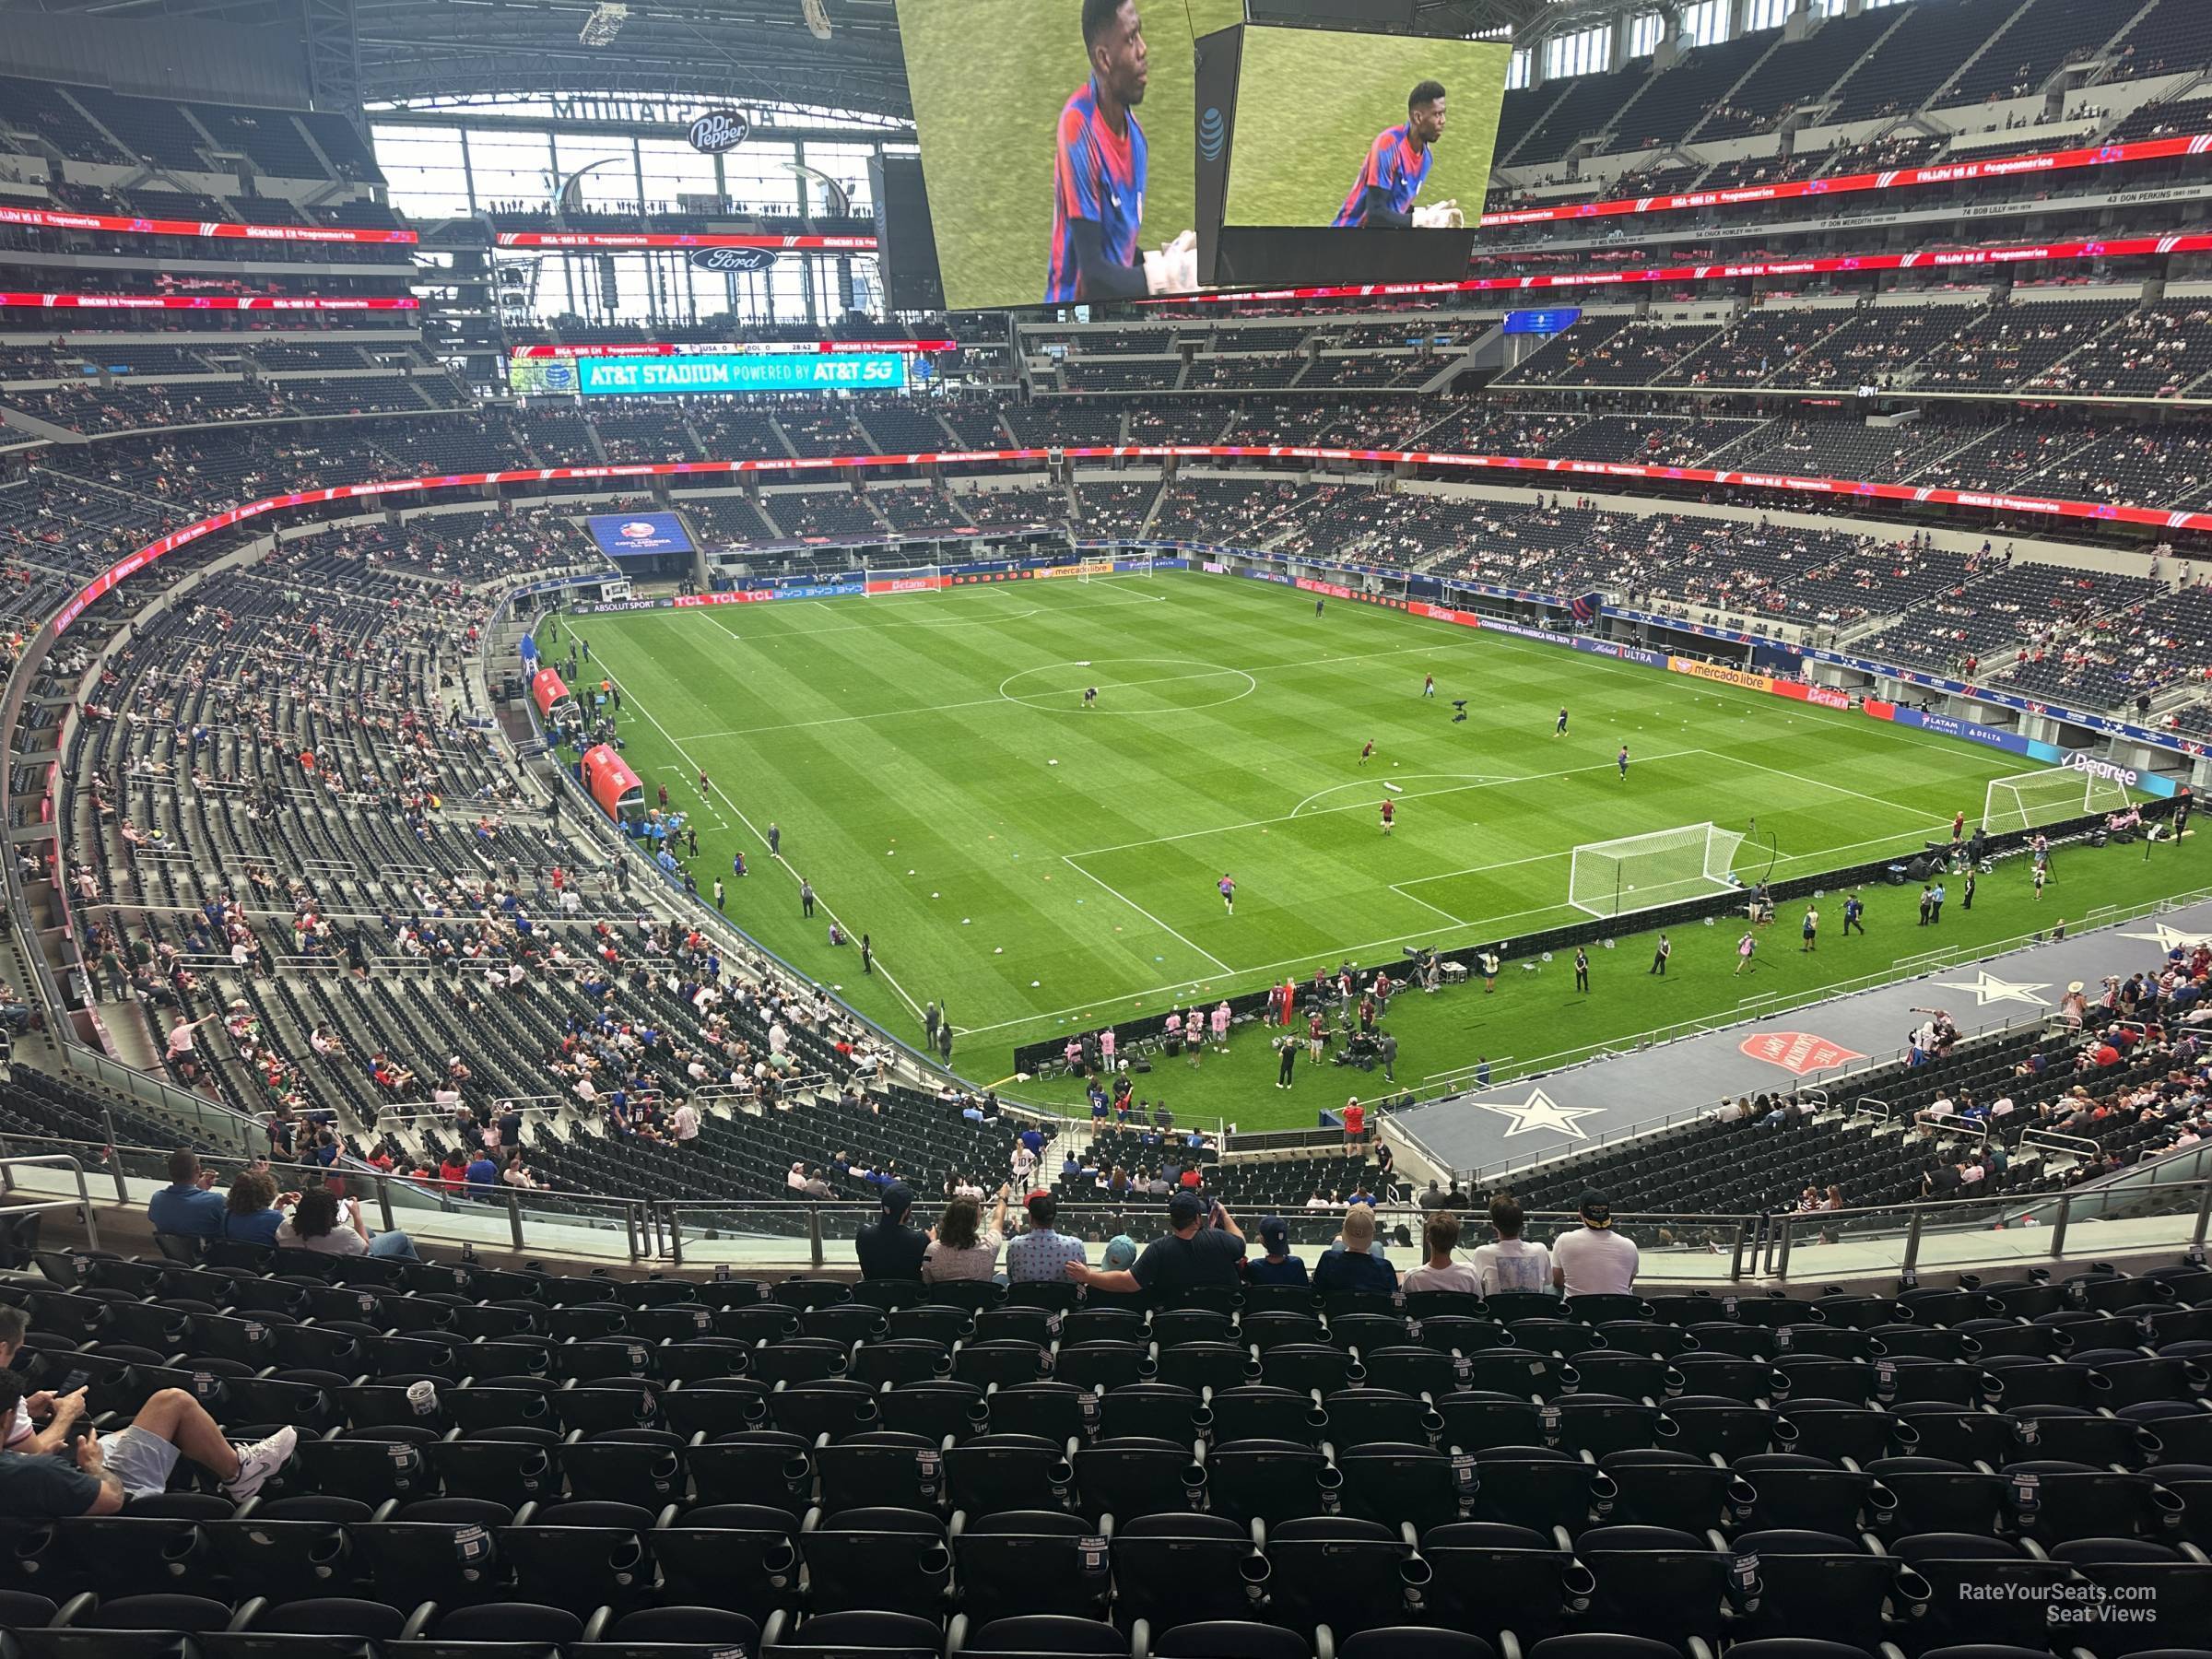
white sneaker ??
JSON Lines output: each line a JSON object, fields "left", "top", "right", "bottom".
{"left": 223, "top": 1426, "right": 298, "bottom": 1500}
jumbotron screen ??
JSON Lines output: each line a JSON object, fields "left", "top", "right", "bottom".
{"left": 895, "top": 0, "right": 1243, "bottom": 310}
{"left": 507, "top": 346, "right": 911, "bottom": 396}
{"left": 1222, "top": 29, "right": 1509, "bottom": 230}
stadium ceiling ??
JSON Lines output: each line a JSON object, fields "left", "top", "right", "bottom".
{"left": 6, "top": 0, "right": 1595, "bottom": 121}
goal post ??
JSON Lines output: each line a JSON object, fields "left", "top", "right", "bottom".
{"left": 1569, "top": 822, "right": 1748, "bottom": 919}
{"left": 1983, "top": 764, "right": 2135, "bottom": 835}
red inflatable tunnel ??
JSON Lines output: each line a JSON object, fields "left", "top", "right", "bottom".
{"left": 579, "top": 744, "right": 645, "bottom": 827}
{"left": 531, "top": 666, "right": 578, "bottom": 726}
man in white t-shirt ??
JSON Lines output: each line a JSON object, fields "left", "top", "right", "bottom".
{"left": 1552, "top": 1191, "right": 1640, "bottom": 1298}
{"left": 670, "top": 1100, "right": 700, "bottom": 1150}
{"left": 1465, "top": 1195, "right": 1554, "bottom": 1295}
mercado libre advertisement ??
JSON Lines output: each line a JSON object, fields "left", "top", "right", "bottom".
{"left": 894, "top": 0, "right": 1243, "bottom": 309}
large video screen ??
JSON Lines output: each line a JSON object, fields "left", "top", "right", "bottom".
{"left": 508, "top": 351, "right": 910, "bottom": 396}
{"left": 589, "top": 512, "right": 695, "bottom": 559}
{"left": 895, "top": 0, "right": 1243, "bottom": 310}
{"left": 1223, "top": 30, "right": 1509, "bottom": 230}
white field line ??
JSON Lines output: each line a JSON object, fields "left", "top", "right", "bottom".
{"left": 1058, "top": 855, "right": 1234, "bottom": 977}
{"left": 587, "top": 644, "right": 929, "bottom": 1025}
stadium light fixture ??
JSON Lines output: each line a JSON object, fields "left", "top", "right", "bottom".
{"left": 800, "top": 0, "right": 832, "bottom": 41}
{"left": 580, "top": 2, "right": 629, "bottom": 46}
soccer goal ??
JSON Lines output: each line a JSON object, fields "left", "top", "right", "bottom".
{"left": 1077, "top": 555, "right": 1150, "bottom": 582}
{"left": 1569, "top": 822, "right": 1748, "bottom": 919}
{"left": 1983, "top": 763, "right": 2135, "bottom": 834}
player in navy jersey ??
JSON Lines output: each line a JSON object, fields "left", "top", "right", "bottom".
{"left": 1335, "top": 80, "right": 1458, "bottom": 229}
{"left": 1046, "top": 0, "right": 1194, "bottom": 303}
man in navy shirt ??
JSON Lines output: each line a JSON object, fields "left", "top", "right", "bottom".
{"left": 147, "top": 1149, "right": 226, "bottom": 1239}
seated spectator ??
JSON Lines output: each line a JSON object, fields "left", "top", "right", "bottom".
{"left": 0, "top": 1367, "right": 296, "bottom": 1517}
{"left": 147, "top": 1149, "right": 226, "bottom": 1240}
{"left": 277, "top": 1186, "right": 419, "bottom": 1261}
{"left": 1402, "top": 1210, "right": 1483, "bottom": 1294}
{"left": 1312, "top": 1203, "right": 1398, "bottom": 1296}
{"left": 1005, "top": 1191, "right": 1087, "bottom": 1282}
{"left": 221, "top": 1165, "right": 292, "bottom": 1249}
{"left": 465, "top": 1151, "right": 500, "bottom": 1191}
{"left": 1244, "top": 1215, "right": 1309, "bottom": 1286}
{"left": 1468, "top": 1196, "right": 1553, "bottom": 1295}
{"left": 923, "top": 1189, "right": 1009, "bottom": 1284}
{"left": 856, "top": 1181, "right": 929, "bottom": 1281}
{"left": 1067, "top": 1191, "right": 1246, "bottom": 1296}
{"left": 1553, "top": 1191, "right": 1639, "bottom": 1297}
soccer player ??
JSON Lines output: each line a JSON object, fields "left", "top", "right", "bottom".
{"left": 1046, "top": 0, "right": 1195, "bottom": 304}
{"left": 1380, "top": 798, "right": 1395, "bottom": 835}
{"left": 1359, "top": 739, "right": 1376, "bottom": 767}
{"left": 1422, "top": 674, "right": 1435, "bottom": 699}
{"left": 1617, "top": 744, "right": 1630, "bottom": 781}
{"left": 1218, "top": 873, "right": 1236, "bottom": 915}
{"left": 1843, "top": 892, "right": 1865, "bottom": 935}
{"left": 1334, "top": 80, "right": 1457, "bottom": 229}
{"left": 1315, "top": 595, "right": 1325, "bottom": 618}
{"left": 1734, "top": 931, "right": 1757, "bottom": 976}
{"left": 1555, "top": 707, "right": 1570, "bottom": 737}
{"left": 1082, "top": 686, "right": 1098, "bottom": 709}
{"left": 1801, "top": 904, "right": 1818, "bottom": 953}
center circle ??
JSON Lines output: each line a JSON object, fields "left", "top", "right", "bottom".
{"left": 998, "top": 656, "right": 1258, "bottom": 715}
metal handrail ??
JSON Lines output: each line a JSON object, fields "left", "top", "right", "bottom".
{"left": 0, "top": 1154, "right": 102, "bottom": 1252}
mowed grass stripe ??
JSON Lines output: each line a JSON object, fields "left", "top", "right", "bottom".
{"left": 573, "top": 575, "right": 2057, "bottom": 1086}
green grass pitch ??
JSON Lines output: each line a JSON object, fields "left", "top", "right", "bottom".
{"left": 562, "top": 573, "right": 2199, "bottom": 1133}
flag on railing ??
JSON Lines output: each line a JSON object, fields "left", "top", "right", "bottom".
{"left": 1571, "top": 592, "right": 1604, "bottom": 623}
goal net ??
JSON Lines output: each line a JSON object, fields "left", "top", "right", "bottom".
{"left": 1077, "top": 555, "right": 1149, "bottom": 582}
{"left": 1983, "top": 764, "right": 2135, "bottom": 835}
{"left": 1569, "top": 822, "right": 1747, "bottom": 919}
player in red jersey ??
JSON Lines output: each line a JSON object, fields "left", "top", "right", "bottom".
{"left": 1380, "top": 798, "right": 1396, "bottom": 835}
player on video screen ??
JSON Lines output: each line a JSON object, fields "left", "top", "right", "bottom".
{"left": 1334, "top": 80, "right": 1462, "bottom": 229}
{"left": 1046, "top": 0, "right": 1196, "bottom": 303}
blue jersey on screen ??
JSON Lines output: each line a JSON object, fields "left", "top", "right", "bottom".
{"left": 1334, "top": 124, "right": 1431, "bottom": 227}
{"left": 1047, "top": 78, "right": 1147, "bottom": 305}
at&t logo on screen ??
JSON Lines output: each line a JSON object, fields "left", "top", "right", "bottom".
{"left": 575, "top": 352, "right": 909, "bottom": 395}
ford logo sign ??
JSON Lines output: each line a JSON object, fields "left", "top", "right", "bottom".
{"left": 688, "top": 109, "right": 751, "bottom": 154}
{"left": 1198, "top": 106, "right": 1227, "bottom": 162}
{"left": 689, "top": 245, "right": 779, "bottom": 273}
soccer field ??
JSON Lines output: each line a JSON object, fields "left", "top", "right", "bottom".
{"left": 563, "top": 572, "right": 2185, "bottom": 1128}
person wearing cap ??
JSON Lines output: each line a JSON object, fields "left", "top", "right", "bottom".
{"left": 1066, "top": 1189, "right": 1244, "bottom": 1297}
{"left": 1005, "top": 1190, "right": 1088, "bottom": 1283}
{"left": 1312, "top": 1202, "right": 1397, "bottom": 1295}
{"left": 1245, "top": 1216, "right": 1308, "bottom": 1286}
{"left": 856, "top": 1181, "right": 930, "bottom": 1281}
{"left": 1552, "top": 1191, "right": 1639, "bottom": 1297}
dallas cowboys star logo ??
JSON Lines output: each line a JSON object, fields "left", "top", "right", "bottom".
{"left": 1936, "top": 971, "right": 2051, "bottom": 1007}
{"left": 2119, "top": 922, "right": 2206, "bottom": 954}
{"left": 1476, "top": 1088, "right": 1606, "bottom": 1140}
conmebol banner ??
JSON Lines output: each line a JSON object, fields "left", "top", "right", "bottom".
{"left": 0, "top": 205, "right": 418, "bottom": 243}
{"left": 1477, "top": 131, "right": 2212, "bottom": 228}
{"left": 498, "top": 230, "right": 877, "bottom": 250}
{"left": 0, "top": 292, "right": 419, "bottom": 311}
{"left": 1141, "top": 229, "right": 2212, "bottom": 306}
{"left": 52, "top": 440, "right": 2212, "bottom": 643}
